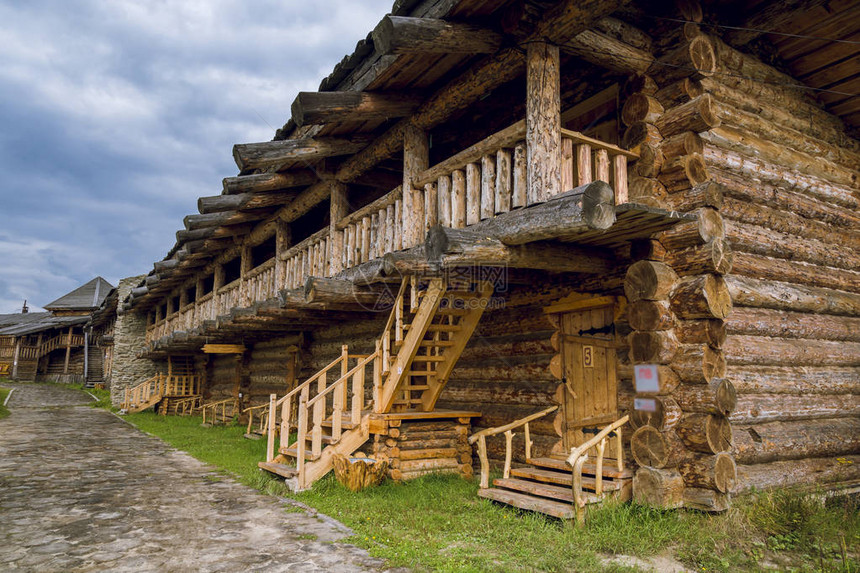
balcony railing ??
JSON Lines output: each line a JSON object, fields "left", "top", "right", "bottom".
{"left": 145, "top": 120, "right": 635, "bottom": 348}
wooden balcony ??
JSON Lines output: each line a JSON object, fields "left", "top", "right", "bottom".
{"left": 144, "top": 121, "right": 644, "bottom": 351}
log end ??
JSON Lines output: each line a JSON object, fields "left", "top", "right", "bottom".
{"left": 582, "top": 181, "right": 616, "bottom": 230}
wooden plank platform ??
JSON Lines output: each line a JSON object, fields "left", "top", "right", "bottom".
{"left": 527, "top": 456, "right": 634, "bottom": 479}
{"left": 510, "top": 467, "right": 621, "bottom": 491}
{"left": 258, "top": 461, "right": 298, "bottom": 478}
{"left": 478, "top": 488, "right": 576, "bottom": 519}
{"left": 492, "top": 478, "right": 603, "bottom": 504}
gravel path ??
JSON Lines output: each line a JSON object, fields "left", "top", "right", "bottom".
{"left": 0, "top": 382, "right": 388, "bottom": 572}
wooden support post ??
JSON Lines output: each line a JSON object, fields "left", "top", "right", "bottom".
{"left": 503, "top": 430, "right": 514, "bottom": 479}
{"left": 329, "top": 182, "right": 348, "bottom": 274}
{"left": 403, "top": 124, "right": 428, "bottom": 247}
{"left": 266, "top": 393, "right": 277, "bottom": 462}
{"left": 478, "top": 435, "right": 490, "bottom": 489}
{"left": 276, "top": 219, "right": 291, "bottom": 288}
{"left": 63, "top": 327, "right": 73, "bottom": 375}
{"left": 11, "top": 338, "right": 21, "bottom": 379}
{"left": 526, "top": 41, "right": 561, "bottom": 203}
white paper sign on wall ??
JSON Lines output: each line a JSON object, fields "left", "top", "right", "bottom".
{"left": 634, "top": 398, "right": 657, "bottom": 412}
{"left": 634, "top": 364, "right": 660, "bottom": 394}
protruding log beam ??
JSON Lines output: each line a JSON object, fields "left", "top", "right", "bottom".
{"left": 630, "top": 396, "right": 682, "bottom": 432}
{"left": 476, "top": 181, "right": 615, "bottom": 246}
{"left": 176, "top": 227, "right": 216, "bottom": 243}
{"left": 563, "top": 28, "right": 654, "bottom": 75}
{"left": 663, "top": 180, "right": 723, "bottom": 212}
{"left": 664, "top": 239, "right": 733, "bottom": 276}
{"left": 655, "top": 77, "right": 704, "bottom": 108}
{"left": 658, "top": 207, "right": 723, "bottom": 251}
{"left": 655, "top": 94, "right": 720, "bottom": 138}
{"left": 675, "top": 319, "right": 726, "bottom": 348}
{"left": 621, "top": 94, "right": 664, "bottom": 126}
{"left": 371, "top": 16, "right": 502, "bottom": 55}
{"left": 657, "top": 153, "right": 709, "bottom": 193}
{"left": 670, "top": 274, "right": 732, "bottom": 320}
{"left": 184, "top": 212, "right": 251, "bottom": 230}
{"left": 303, "top": 277, "right": 389, "bottom": 308}
{"left": 153, "top": 259, "right": 180, "bottom": 273}
{"left": 291, "top": 91, "right": 422, "bottom": 128}
{"left": 222, "top": 170, "right": 317, "bottom": 195}
{"left": 130, "top": 286, "right": 149, "bottom": 297}
{"left": 649, "top": 35, "right": 716, "bottom": 84}
{"left": 630, "top": 330, "right": 678, "bottom": 364}
{"left": 198, "top": 191, "right": 299, "bottom": 214}
{"left": 628, "top": 300, "right": 674, "bottom": 330}
{"left": 425, "top": 226, "right": 615, "bottom": 274}
{"left": 683, "top": 488, "right": 730, "bottom": 512}
{"left": 232, "top": 136, "right": 370, "bottom": 172}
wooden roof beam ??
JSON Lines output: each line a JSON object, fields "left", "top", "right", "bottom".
{"left": 222, "top": 170, "right": 317, "bottom": 195}
{"left": 723, "top": 0, "right": 829, "bottom": 46}
{"left": 372, "top": 16, "right": 502, "bottom": 55}
{"left": 232, "top": 136, "right": 371, "bottom": 172}
{"left": 291, "top": 91, "right": 422, "bottom": 128}
{"left": 197, "top": 190, "right": 301, "bottom": 214}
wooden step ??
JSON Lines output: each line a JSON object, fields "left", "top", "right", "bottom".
{"left": 320, "top": 417, "right": 358, "bottom": 430}
{"left": 393, "top": 399, "right": 423, "bottom": 405}
{"left": 509, "top": 467, "right": 621, "bottom": 491}
{"left": 527, "top": 457, "right": 634, "bottom": 479}
{"left": 400, "top": 385, "right": 430, "bottom": 391}
{"left": 492, "top": 478, "right": 601, "bottom": 505}
{"left": 406, "top": 371, "right": 438, "bottom": 377}
{"left": 258, "top": 461, "right": 298, "bottom": 478}
{"left": 412, "top": 356, "right": 445, "bottom": 362}
{"left": 278, "top": 446, "right": 321, "bottom": 461}
{"left": 404, "top": 324, "right": 462, "bottom": 332}
{"left": 437, "top": 308, "right": 468, "bottom": 316}
{"left": 394, "top": 340, "right": 455, "bottom": 348}
{"left": 478, "top": 488, "right": 575, "bottom": 520}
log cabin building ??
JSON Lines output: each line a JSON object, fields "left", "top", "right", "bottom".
{"left": 118, "top": 0, "right": 859, "bottom": 518}
{"left": 0, "top": 277, "right": 114, "bottom": 384}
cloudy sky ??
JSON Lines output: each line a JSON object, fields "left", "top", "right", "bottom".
{"left": 0, "top": 0, "right": 391, "bottom": 313}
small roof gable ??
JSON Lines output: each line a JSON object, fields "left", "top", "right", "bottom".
{"left": 43, "top": 277, "right": 115, "bottom": 311}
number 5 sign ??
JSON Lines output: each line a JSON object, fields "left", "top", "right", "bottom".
{"left": 582, "top": 345, "right": 594, "bottom": 368}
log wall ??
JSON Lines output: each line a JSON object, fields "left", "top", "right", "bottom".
{"left": 627, "top": 25, "right": 860, "bottom": 504}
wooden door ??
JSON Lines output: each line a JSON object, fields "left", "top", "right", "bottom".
{"left": 559, "top": 301, "right": 618, "bottom": 451}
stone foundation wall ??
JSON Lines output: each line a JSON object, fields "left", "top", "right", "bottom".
{"left": 110, "top": 276, "right": 159, "bottom": 406}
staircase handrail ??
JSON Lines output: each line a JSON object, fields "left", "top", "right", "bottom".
{"left": 244, "top": 402, "right": 270, "bottom": 435}
{"left": 274, "top": 352, "right": 347, "bottom": 407}
{"left": 468, "top": 405, "right": 558, "bottom": 489}
{"left": 122, "top": 373, "right": 164, "bottom": 410}
{"left": 567, "top": 414, "right": 629, "bottom": 524}
{"left": 201, "top": 397, "right": 239, "bottom": 425}
{"left": 379, "top": 278, "right": 409, "bottom": 375}
{"left": 305, "top": 351, "right": 377, "bottom": 409}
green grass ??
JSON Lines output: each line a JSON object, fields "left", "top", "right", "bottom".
{"left": 0, "top": 385, "right": 10, "bottom": 419}
{"left": 119, "top": 413, "right": 860, "bottom": 572}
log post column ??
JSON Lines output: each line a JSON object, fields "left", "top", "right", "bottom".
{"left": 526, "top": 41, "right": 561, "bottom": 203}
{"left": 11, "top": 338, "right": 21, "bottom": 379}
{"left": 402, "top": 124, "right": 428, "bottom": 248}
{"left": 329, "top": 182, "right": 348, "bottom": 273}
{"left": 275, "top": 219, "right": 291, "bottom": 286}
{"left": 63, "top": 327, "right": 73, "bottom": 375}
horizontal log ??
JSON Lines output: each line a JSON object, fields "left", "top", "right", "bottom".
{"left": 628, "top": 300, "right": 674, "bottom": 330}
{"left": 674, "top": 319, "right": 725, "bottom": 348}
{"left": 732, "top": 417, "right": 860, "bottom": 464}
{"left": 725, "top": 275, "right": 860, "bottom": 317}
{"left": 441, "top": 380, "right": 555, "bottom": 407}
{"left": 674, "top": 379, "right": 736, "bottom": 416}
{"left": 657, "top": 207, "right": 723, "bottom": 251}
{"left": 721, "top": 197, "right": 860, "bottom": 253}
{"left": 725, "top": 335, "right": 860, "bottom": 368}
{"left": 676, "top": 413, "right": 732, "bottom": 454}
{"left": 726, "top": 307, "right": 860, "bottom": 342}
{"left": 198, "top": 191, "right": 300, "bottom": 215}
{"left": 372, "top": 16, "right": 502, "bottom": 55}
{"left": 631, "top": 426, "right": 687, "bottom": 469}
{"left": 678, "top": 452, "right": 736, "bottom": 493}
{"left": 629, "top": 330, "right": 678, "bottom": 364}
{"left": 232, "top": 136, "right": 370, "bottom": 172}
{"left": 153, "top": 259, "right": 179, "bottom": 273}
{"left": 617, "top": 364, "right": 681, "bottom": 395}
{"left": 725, "top": 219, "right": 860, "bottom": 273}
{"left": 654, "top": 77, "right": 703, "bottom": 109}
{"left": 424, "top": 227, "right": 615, "bottom": 274}
{"left": 564, "top": 28, "right": 654, "bottom": 75}
{"left": 130, "top": 286, "right": 148, "bottom": 297}
{"left": 629, "top": 396, "right": 682, "bottom": 432}
{"left": 622, "top": 122, "right": 662, "bottom": 153}
{"left": 621, "top": 93, "right": 663, "bottom": 126}
{"left": 633, "top": 466, "right": 684, "bottom": 509}
{"left": 660, "top": 131, "right": 703, "bottom": 160}
{"left": 669, "top": 274, "right": 732, "bottom": 320}
{"left": 291, "top": 91, "right": 422, "bottom": 127}
{"left": 198, "top": 194, "right": 246, "bottom": 214}
{"left": 730, "top": 252, "right": 860, "bottom": 293}
{"left": 700, "top": 78, "right": 857, "bottom": 152}
{"left": 657, "top": 153, "right": 709, "bottom": 193}
{"left": 683, "top": 488, "right": 731, "bottom": 512}
{"left": 670, "top": 344, "right": 726, "bottom": 384}
{"left": 703, "top": 141, "right": 859, "bottom": 211}
{"left": 661, "top": 180, "right": 724, "bottom": 212}
{"left": 736, "top": 456, "right": 860, "bottom": 493}
{"left": 730, "top": 393, "right": 860, "bottom": 425}
{"left": 455, "top": 181, "right": 616, "bottom": 244}
{"left": 655, "top": 95, "right": 720, "bottom": 138}
{"left": 663, "top": 239, "right": 733, "bottom": 276}
{"left": 222, "top": 170, "right": 317, "bottom": 195}
{"left": 302, "top": 277, "right": 390, "bottom": 308}
{"left": 726, "top": 365, "right": 860, "bottom": 395}
{"left": 184, "top": 212, "right": 234, "bottom": 230}
{"left": 624, "top": 260, "right": 678, "bottom": 302}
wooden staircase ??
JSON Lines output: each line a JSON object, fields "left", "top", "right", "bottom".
{"left": 472, "top": 412, "right": 631, "bottom": 523}
{"left": 259, "top": 276, "right": 493, "bottom": 490}
{"left": 479, "top": 456, "right": 633, "bottom": 520}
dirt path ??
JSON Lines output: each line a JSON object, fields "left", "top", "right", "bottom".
{"left": 0, "top": 383, "right": 388, "bottom": 572}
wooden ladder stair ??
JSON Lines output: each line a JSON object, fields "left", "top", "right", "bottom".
{"left": 478, "top": 457, "right": 633, "bottom": 520}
